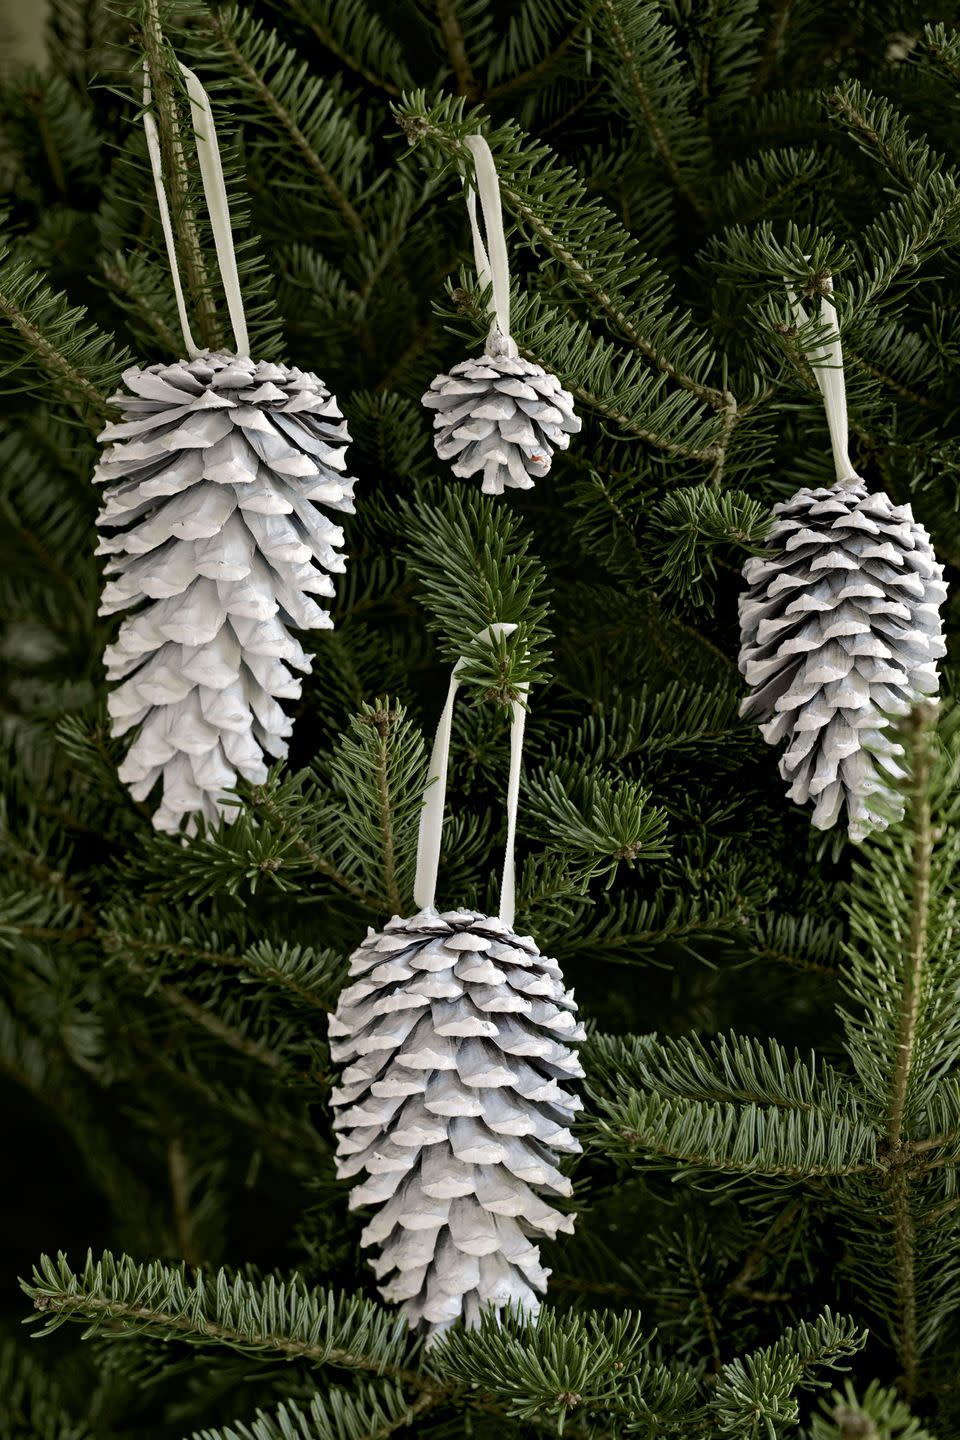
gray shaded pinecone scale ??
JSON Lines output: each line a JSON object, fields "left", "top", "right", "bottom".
{"left": 329, "top": 907, "right": 585, "bottom": 1333}
{"left": 422, "top": 355, "right": 581, "bottom": 494}
{"left": 95, "top": 352, "right": 356, "bottom": 833}
{"left": 739, "top": 480, "right": 947, "bottom": 838}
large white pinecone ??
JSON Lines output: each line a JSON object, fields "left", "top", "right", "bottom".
{"left": 95, "top": 352, "right": 356, "bottom": 834}
{"left": 329, "top": 907, "right": 585, "bottom": 1333}
{"left": 739, "top": 480, "right": 947, "bottom": 839}
{"left": 422, "top": 354, "right": 581, "bottom": 494}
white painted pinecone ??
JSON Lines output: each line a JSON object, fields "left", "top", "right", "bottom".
{"left": 95, "top": 352, "right": 356, "bottom": 834}
{"left": 739, "top": 480, "right": 947, "bottom": 839}
{"left": 329, "top": 908, "right": 585, "bottom": 1334}
{"left": 422, "top": 355, "right": 581, "bottom": 494}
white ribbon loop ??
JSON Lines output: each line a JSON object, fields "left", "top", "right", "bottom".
{"left": 788, "top": 273, "right": 857, "bottom": 486}
{"left": 414, "top": 623, "right": 527, "bottom": 928}
{"left": 142, "top": 58, "right": 249, "bottom": 359}
{"left": 464, "top": 134, "right": 517, "bottom": 359}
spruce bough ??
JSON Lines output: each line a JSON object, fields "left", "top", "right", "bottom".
{"left": 3, "top": 2, "right": 960, "bottom": 1437}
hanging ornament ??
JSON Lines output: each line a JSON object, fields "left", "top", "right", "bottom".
{"left": 738, "top": 277, "right": 947, "bottom": 839}
{"left": 95, "top": 61, "right": 356, "bottom": 834}
{"left": 329, "top": 627, "right": 585, "bottom": 1333}
{"left": 421, "top": 135, "right": 581, "bottom": 495}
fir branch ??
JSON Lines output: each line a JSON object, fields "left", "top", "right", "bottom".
{"left": 885, "top": 708, "right": 936, "bottom": 1396}
{"left": 485, "top": 6, "right": 595, "bottom": 100}
{"left": 314, "top": 701, "right": 429, "bottom": 915}
{"left": 139, "top": 0, "right": 223, "bottom": 351}
{"left": 887, "top": 709, "right": 935, "bottom": 1146}
{"left": 435, "top": 0, "right": 480, "bottom": 100}
{"left": 400, "top": 488, "right": 552, "bottom": 699}
{"left": 282, "top": 0, "right": 410, "bottom": 96}
{"left": 708, "top": 1312, "right": 866, "bottom": 1433}
{"left": 192, "top": 1384, "right": 436, "bottom": 1440}
{"left": 24, "top": 1252, "right": 419, "bottom": 1381}
{"left": 202, "top": 8, "right": 365, "bottom": 234}
{"left": 593, "top": 0, "right": 709, "bottom": 217}
{"left": 0, "top": 248, "right": 120, "bottom": 425}
{"left": 135, "top": 967, "right": 289, "bottom": 1073}
{"left": 98, "top": 251, "right": 183, "bottom": 355}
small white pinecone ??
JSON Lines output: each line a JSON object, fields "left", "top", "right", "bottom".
{"left": 739, "top": 480, "right": 947, "bottom": 839}
{"left": 95, "top": 351, "right": 356, "bottom": 834}
{"left": 422, "top": 354, "right": 581, "bottom": 494}
{"left": 329, "top": 907, "right": 585, "bottom": 1334}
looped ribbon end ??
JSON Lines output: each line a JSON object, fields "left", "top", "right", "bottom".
{"left": 414, "top": 624, "right": 527, "bottom": 929}
{"left": 787, "top": 272, "right": 858, "bottom": 487}
{"left": 464, "top": 135, "right": 518, "bottom": 361}
{"left": 142, "top": 53, "right": 249, "bottom": 360}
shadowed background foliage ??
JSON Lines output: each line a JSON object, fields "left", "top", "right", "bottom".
{"left": 3, "top": 1, "right": 960, "bottom": 1437}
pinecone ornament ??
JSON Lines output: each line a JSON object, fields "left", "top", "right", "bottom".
{"left": 95, "top": 351, "right": 356, "bottom": 834}
{"left": 421, "top": 351, "right": 581, "bottom": 495}
{"left": 329, "top": 907, "right": 585, "bottom": 1334}
{"left": 739, "top": 480, "right": 947, "bottom": 839}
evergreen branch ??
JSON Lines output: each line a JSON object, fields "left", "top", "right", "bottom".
{"left": 484, "top": 6, "right": 595, "bottom": 100}
{"left": 435, "top": 0, "right": 480, "bottom": 100}
{"left": 561, "top": 682, "right": 744, "bottom": 764}
{"left": 430, "top": 1306, "right": 657, "bottom": 1427}
{"left": 139, "top": 0, "right": 223, "bottom": 350}
{"left": 192, "top": 1384, "right": 437, "bottom": 1440}
{"left": 593, "top": 0, "right": 709, "bottom": 216}
{"left": 400, "top": 488, "right": 552, "bottom": 699}
{"left": 643, "top": 483, "right": 770, "bottom": 608}
{"left": 282, "top": 0, "right": 410, "bottom": 96}
{"left": 133, "top": 967, "right": 289, "bottom": 1073}
{"left": 24, "top": 1252, "right": 419, "bottom": 1381}
{"left": 0, "top": 248, "right": 120, "bottom": 425}
{"left": 245, "top": 782, "right": 385, "bottom": 910}
{"left": 98, "top": 252, "right": 182, "bottom": 355}
{"left": 709, "top": 1312, "right": 866, "bottom": 1433}
{"left": 556, "top": 881, "right": 753, "bottom": 964}
{"left": 524, "top": 767, "right": 671, "bottom": 881}
{"left": 827, "top": 81, "right": 954, "bottom": 200}
{"left": 885, "top": 708, "right": 936, "bottom": 1396}
{"left": 588, "top": 1088, "right": 877, "bottom": 1178}
{"left": 810, "top": 1380, "right": 937, "bottom": 1440}
{"left": 313, "top": 701, "right": 429, "bottom": 915}
{"left": 887, "top": 708, "right": 935, "bottom": 1146}
{"left": 749, "top": 913, "right": 843, "bottom": 977}
{"left": 588, "top": 1031, "right": 865, "bottom": 1118}
{"left": 888, "top": 1167, "right": 918, "bottom": 1397}
{"left": 203, "top": 8, "right": 365, "bottom": 234}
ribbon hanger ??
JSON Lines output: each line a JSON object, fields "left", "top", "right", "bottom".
{"left": 787, "top": 273, "right": 857, "bottom": 486}
{"left": 414, "top": 624, "right": 527, "bottom": 929}
{"left": 463, "top": 135, "right": 518, "bottom": 359}
{"left": 142, "top": 54, "right": 249, "bottom": 359}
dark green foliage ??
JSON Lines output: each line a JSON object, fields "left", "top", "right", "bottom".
{"left": 3, "top": 0, "right": 960, "bottom": 1437}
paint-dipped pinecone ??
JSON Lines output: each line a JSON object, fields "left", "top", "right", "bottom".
{"left": 329, "top": 908, "right": 585, "bottom": 1333}
{"left": 95, "top": 352, "right": 356, "bottom": 834}
{"left": 739, "top": 480, "right": 947, "bottom": 839}
{"left": 422, "top": 354, "right": 581, "bottom": 494}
